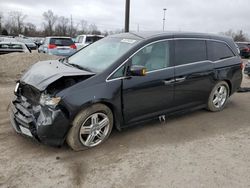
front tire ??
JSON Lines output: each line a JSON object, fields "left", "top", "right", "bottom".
{"left": 207, "top": 81, "right": 229, "bottom": 112}
{"left": 66, "top": 104, "right": 113, "bottom": 151}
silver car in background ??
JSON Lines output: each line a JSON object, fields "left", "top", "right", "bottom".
{"left": 38, "top": 37, "right": 77, "bottom": 56}
{"left": 0, "top": 41, "right": 31, "bottom": 55}
{"left": 16, "top": 37, "right": 37, "bottom": 50}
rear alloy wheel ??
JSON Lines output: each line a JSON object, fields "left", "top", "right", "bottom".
{"left": 66, "top": 104, "right": 113, "bottom": 151}
{"left": 207, "top": 81, "right": 229, "bottom": 112}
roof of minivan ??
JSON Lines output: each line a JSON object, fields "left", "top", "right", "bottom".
{"left": 46, "top": 36, "right": 72, "bottom": 39}
{"left": 111, "top": 31, "right": 233, "bottom": 41}
{"left": 77, "top": 34, "right": 104, "bottom": 37}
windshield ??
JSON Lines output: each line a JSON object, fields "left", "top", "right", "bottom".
{"left": 68, "top": 37, "right": 139, "bottom": 73}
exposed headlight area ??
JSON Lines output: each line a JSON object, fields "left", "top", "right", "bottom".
{"left": 39, "top": 93, "right": 61, "bottom": 108}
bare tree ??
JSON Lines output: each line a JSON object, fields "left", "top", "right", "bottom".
{"left": 79, "top": 19, "right": 88, "bottom": 34}
{"left": 24, "top": 22, "right": 37, "bottom": 36}
{"left": 220, "top": 29, "right": 249, "bottom": 42}
{"left": 234, "top": 30, "right": 248, "bottom": 42}
{"left": 43, "top": 10, "right": 57, "bottom": 35}
{"left": 220, "top": 29, "right": 234, "bottom": 38}
{"left": 7, "top": 11, "right": 27, "bottom": 35}
{"left": 88, "top": 23, "right": 101, "bottom": 35}
{"left": 55, "top": 16, "right": 69, "bottom": 36}
{"left": 0, "top": 12, "right": 3, "bottom": 33}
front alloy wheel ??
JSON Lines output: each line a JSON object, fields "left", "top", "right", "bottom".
{"left": 66, "top": 104, "right": 113, "bottom": 151}
{"left": 79, "top": 113, "right": 110, "bottom": 147}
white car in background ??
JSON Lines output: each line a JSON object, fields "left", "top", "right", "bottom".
{"left": 0, "top": 41, "right": 31, "bottom": 55}
{"left": 75, "top": 34, "right": 104, "bottom": 50}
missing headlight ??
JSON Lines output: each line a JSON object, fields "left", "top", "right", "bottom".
{"left": 40, "top": 93, "right": 61, "bottom": 108}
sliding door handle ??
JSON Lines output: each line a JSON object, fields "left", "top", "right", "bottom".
{"left": 175, "top": 77, "right": 186, "bottom": 82}
{"left": 163, "top": 79, "right": 175, "bottom": 85}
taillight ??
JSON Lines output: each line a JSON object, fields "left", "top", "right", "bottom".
{"left": 243, "top": 48, "right": 250, "bottom": 52}
{"left": 70, "top": 44, "right": 76, "bottom": 49}
{"left": 48, "top": 44, "right": 57, "bottom": 49}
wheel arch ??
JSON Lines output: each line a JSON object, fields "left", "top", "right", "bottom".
{"left": 73, "top": 100, "right": 123, "bottom": 131}
{"left": 223, "top": 79, "right": 232, "bottom": 95}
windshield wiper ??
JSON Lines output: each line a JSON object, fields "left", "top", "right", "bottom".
{"left": 59, "top": 57, "right": 69, "bottom": 64}
{"left": 68, "top": 63, "right": 93, "bottom": 72}
{"left": 60, "top": 57, "right": 93, "bottom": 72}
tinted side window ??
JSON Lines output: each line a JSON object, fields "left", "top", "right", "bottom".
{"left": 208, "top": 41, "right": 235, "bottom": 61}
{"left": 131, "top": 41, "right": 171, "bottom": 72}
{"left": 175, "top": 40, "right": 207, "bottom": 66}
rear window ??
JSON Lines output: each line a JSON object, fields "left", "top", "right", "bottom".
{"left": 0, "top": 44, "right": 23, "bottom": 49}
{"left": 175, "top": 39, "right": 207, "bottom": 66}
{"left": 50, "top": 38, "right": 74, "bottom": 46}
{"left": 208, "top": 41, "right": 235, "bottom": 61}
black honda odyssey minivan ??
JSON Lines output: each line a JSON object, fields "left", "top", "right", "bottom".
{"left": 10, "top": 32, "right": 242, "bottom": 150}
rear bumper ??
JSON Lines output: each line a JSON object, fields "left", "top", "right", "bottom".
{"left": 10, "top": 96, "right": 70, "bottom": 147}
{"left": 48, "top": 49, "right": 76, "bottom": 57}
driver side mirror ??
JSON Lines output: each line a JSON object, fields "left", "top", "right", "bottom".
{"left": 129, "top": 65, "right": 147, "bottom": 76}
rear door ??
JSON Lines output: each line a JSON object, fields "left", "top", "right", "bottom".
{"left": 122, "top": 40, "right": 175, "bottom": 124}
{"left": 173, "top": 39, "right": 214, "bottom": 109}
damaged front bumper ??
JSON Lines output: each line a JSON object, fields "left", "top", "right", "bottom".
{"left": 10, "top": 95, "right": 70, "bottom": 147}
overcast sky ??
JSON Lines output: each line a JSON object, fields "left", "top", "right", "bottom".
{"left": 0, "top": 0, "right": 249, "bottom": 35}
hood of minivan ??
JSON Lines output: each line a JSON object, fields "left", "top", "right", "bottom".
{"left": 21, "top": 60, "right": 94, "bottom": 91}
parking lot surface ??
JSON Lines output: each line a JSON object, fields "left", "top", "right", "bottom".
{"left": 0, "top": 63, "right": 250, "bottom": 188}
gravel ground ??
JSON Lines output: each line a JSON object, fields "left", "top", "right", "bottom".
{"left": 0, "top": 54, "right": 250, "bottom": 188}
{"left": 0, "top": 51, "right": 58, "bottom": 84}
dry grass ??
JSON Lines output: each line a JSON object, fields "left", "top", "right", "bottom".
{"left": 0, "top": 51, "right": 59, "bottom": 84}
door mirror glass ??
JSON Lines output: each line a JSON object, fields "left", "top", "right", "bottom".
{"left": 129, "top": 65, "right": 147, "bottom": 76}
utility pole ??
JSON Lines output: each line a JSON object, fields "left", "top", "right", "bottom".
{"left": 125, "top": 0, "right": 130, "bottom": 32}
{"left": 70, "top": 14, "right": 73, "bottom": 36}
{"left": 137, "top": 24, "right": 140, "bottom": 32}
{"left": 163, "top": 8, "right": 167, "bottom": 31}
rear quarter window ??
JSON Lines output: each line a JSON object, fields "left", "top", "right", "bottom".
{"left": 174, "top": 39, "right": 207, "bottom": 66}
{"left": 208, "top": 41, "right": 235, "bottom": 61}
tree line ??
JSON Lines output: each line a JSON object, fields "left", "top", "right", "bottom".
{"left": 220, "top": 29, "right": 249, "bottom": 42}
{"left": 0, "top": 10, "right": 249, "bottom": 41}
{"left": 0, "top": 10, "right": 123, "bottom": 37}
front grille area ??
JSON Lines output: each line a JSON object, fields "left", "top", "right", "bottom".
{"left": 12, "top": 98, "right": 38, "bottom": 138}
{"left": 19, "top": 83, "right": 41, "bottom": 104}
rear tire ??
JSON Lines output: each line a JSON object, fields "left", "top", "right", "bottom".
{"left": 66, "top": 104, "right": 113, "bottom": 151}
{"left": 207, "top": 81, "right": 229, "bottom": 112}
